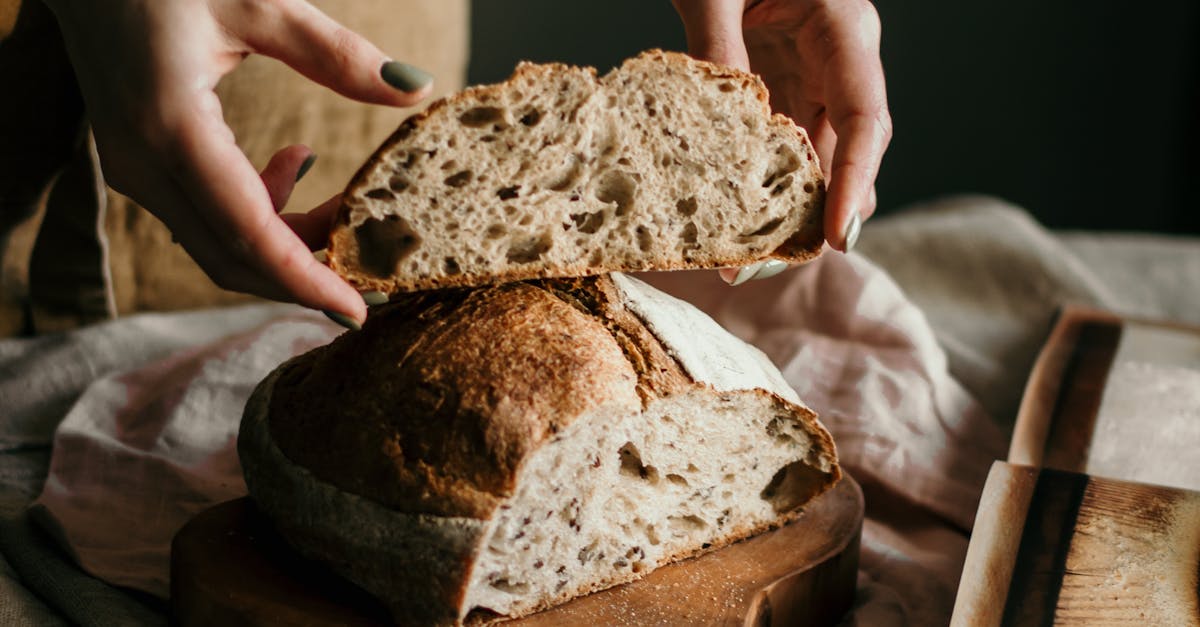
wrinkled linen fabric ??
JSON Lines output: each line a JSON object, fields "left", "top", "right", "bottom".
{"left": 3, "top": 197, "right": 1200, "bottom": 624}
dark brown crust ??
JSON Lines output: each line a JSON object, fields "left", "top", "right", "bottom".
{"left": 268, "top": 279, "right": 640, "bottom": 519}
{"left": 326, "top": 49, "right": 826, "bottom": 293}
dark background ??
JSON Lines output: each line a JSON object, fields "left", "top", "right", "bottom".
{"left": 469, "top": 1, "right": 1200, "bottom": 234}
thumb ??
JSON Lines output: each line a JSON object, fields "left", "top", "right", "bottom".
{"left": 672, "top": 0, "right": 750, "bottom": 71}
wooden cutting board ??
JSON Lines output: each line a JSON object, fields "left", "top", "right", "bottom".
{"left": 951, "top": 462, "right": 1200, "bottom": 626}
{"left": 170, "top": 475, "right": 862, "bottom": 626}
{"left": 953, "top": 306, "right": 1200, "bottom": 626}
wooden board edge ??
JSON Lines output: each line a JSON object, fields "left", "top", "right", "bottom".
{"left": 949, "top": 462, "right": 1037, "bottom": 627}
{"left": 1007, "top": 305, "right": 1123, "bottom": 468}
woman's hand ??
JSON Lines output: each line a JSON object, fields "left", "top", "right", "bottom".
{"left": 43, "top": 0, "right": 434, "bottom": 325}
{"left": 673, "top": 0, "right": 892, "bottom": 269}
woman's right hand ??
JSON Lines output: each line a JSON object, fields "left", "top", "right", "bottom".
{"left": 43, "top": 0, "right": 435, "bottom": 326}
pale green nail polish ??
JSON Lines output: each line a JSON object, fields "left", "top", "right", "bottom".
{"left": 381, "top": 61, "right": 432, "bottom": 92}
{"left": 361, "top": 290, "right": 389, "bottom": 306}
{"left": 729, "top": 263, "right": 764, "bottom": 287}
{"left": 843, "top": 212, "right": 862, "bottom": 253}
{"left": 750, "top": 260, "right": 788, "bottom": 281}
{"left": 313, "top": 249, "right": 328, "bottom": 263}
{"left": 296, "top": 154, "right": 317, "bottom": 182}
{"left": 323, "top": 310, "right": 361, "bottom": 331}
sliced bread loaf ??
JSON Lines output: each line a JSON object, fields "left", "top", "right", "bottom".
{"left": 328, "top": 50, "right": 825, "bottom": 292}
{"left": 239, "top": 273, "right": 839, "bottom": 625}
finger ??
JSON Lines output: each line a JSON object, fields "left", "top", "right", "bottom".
{"left": 817, "top": 2, "right": 892, "bottom": 251}
{"left": 221, "top": 0, "right": 432, "bottom": 107}
{"left": 163, "top": 100, "right": 365, "bottom": 322}
{"left": 139, "top": 165, "right": 296, "bottom": 300}
{"left": 281, "top": 193, "right": 342, "bottom": 251}
{"left": 672, "top": 0, "right": 751, "bottom": 70}
{"left": 805, "top": 114, "right": 836, "bottom": 179}
{"left": 260, "top": 144, "right": 314, "bottom": 212}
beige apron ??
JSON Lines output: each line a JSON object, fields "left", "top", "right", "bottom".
{"left": 0, "top": 0, "right": 468, "bottom": 335}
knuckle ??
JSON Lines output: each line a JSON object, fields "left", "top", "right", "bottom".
{"left": 851, "top": 0, "right": 883, "bottom": 39}
{"left": 233, "top": 0, "right": 286, "bottom": 28}
{"left": 328, "top": 26, "right": 364, "bottom": 72}
{"left": 875, "top": 106, "right": 894, "bottom": 142}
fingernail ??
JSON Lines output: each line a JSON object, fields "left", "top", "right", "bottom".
{"left": 361, "top": 290, "right": 388, "bottom": 306}
{"left": 314, "top": 249, "right": 328, "bottom": 263}
{"left": 749, "top": 259, "right": 788, "bottom": 281}
{"left": 842, "top": 212, "right": 862, "bottom": 253}
{"left": 728, "top": 263, "right": 764, "bottom": 286}
{"left": 381, "top": 61, "right": 432, "bottom": 93}
{"left": 295, "top": 154, "right": 317, "bottom": 182}
{"left": 323, "top": 310, "right": 361, "bottom": 331}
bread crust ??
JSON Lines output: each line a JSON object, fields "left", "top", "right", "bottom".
{"left": 241, "top": 275, "right": 839, "bottom": 625}
{"left": 327, "top": 50, "right": 826, "bottom": 293}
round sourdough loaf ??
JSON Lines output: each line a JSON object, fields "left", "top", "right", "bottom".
{"left": 239, "top": 273, "right": 839, "bottom": 625}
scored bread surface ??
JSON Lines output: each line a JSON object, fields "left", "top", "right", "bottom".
{"left": 328, "top": 50, "right": 825, "bottom": 292}
{"left": 240, "top": 274, "right": 839, "bottom": 625}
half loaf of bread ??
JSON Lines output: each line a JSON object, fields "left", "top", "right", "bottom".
{"left": 328, "top": 50, "right": 825, "bottom": 293}
{"left": 239, "top": 273, "right": 839, "bottom": 625}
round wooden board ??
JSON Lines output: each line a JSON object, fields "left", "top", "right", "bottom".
{"left": 171, "top": 475, "right": 862, "bottom": 626}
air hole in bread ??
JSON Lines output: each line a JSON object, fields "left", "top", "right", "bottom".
{"left": 718, "top": 82, "right": 736, "bottom": 93}
{"left": 771, "top": 175, "right": 794, "bottom": 196}
{"left": 765, "top": 416, "right": 797, "bottom": 443}
{"left": 636, "top": 226, "right": 653, "bottom": 252}
{"left": 506, "top": 233, "right": 553, "bottom": 264}
{"left": 497, "top": 185, "right": 520, "bottom": 200}
{"left": 681, "top": 222, "right": 698, "bottom": 245}
{"left": 594, "top": 171, "right": 637, "bottom": 217}
{"left": 803, "top": 182, "right": 816, "bottom": 194}
{"left": 763, "top": 146, "right": 802, "bottom": 188}
{"left": 617, "top": 442, "right": 658, "bottom": 482}
{"left": 675, "top": 197, "right": 698, "bottom": 216}
{"left": 665, "top": 473, "right": 689, "bottom": 487}
{"left": 519, "top": 109, "right": 542, "bottom": 126}
{"left": 441, "top": 159, "right": 459, "bottom": 171}
{"left": 760, "top": 460, "right": 828, "bottom": 514}
{"left": 485, "top": 224, "right": 506, "bottom": 239}
{"left": 518, "top": 215, "right": 533, "bottom": 227}
{"left": 741, "top": 217, "right": 785, "bottom": 239}
{"left": 353, "top": 216, "right": 419, "bottom": 277}
{"left": 569, "top": 211, "right": 605, "bottom": 234}
{"left": 543, "top": 156, "right": 583, "bottom": 191}
{"left": 460, "top": 106, "right": 507, "bottom": 128}
{"left": 388, "top": 175, "right": 410, "bottom": 193}
{"left": 364, "top": 188, "right": 394, "bottom": 200}
{"left": 488, "top": 576, "right": 530, "bottom": 595}
{"left": 444, "top": 257, "right": 462, "bottom": 275}
{"left": 667, "top": 514, "right": 706, "bottom": 537}
{"left": 616, "top": 157, "right": 631, "bottom": 167}
{"left": 444, "top": 170, "right": 473, "bottom": 187}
